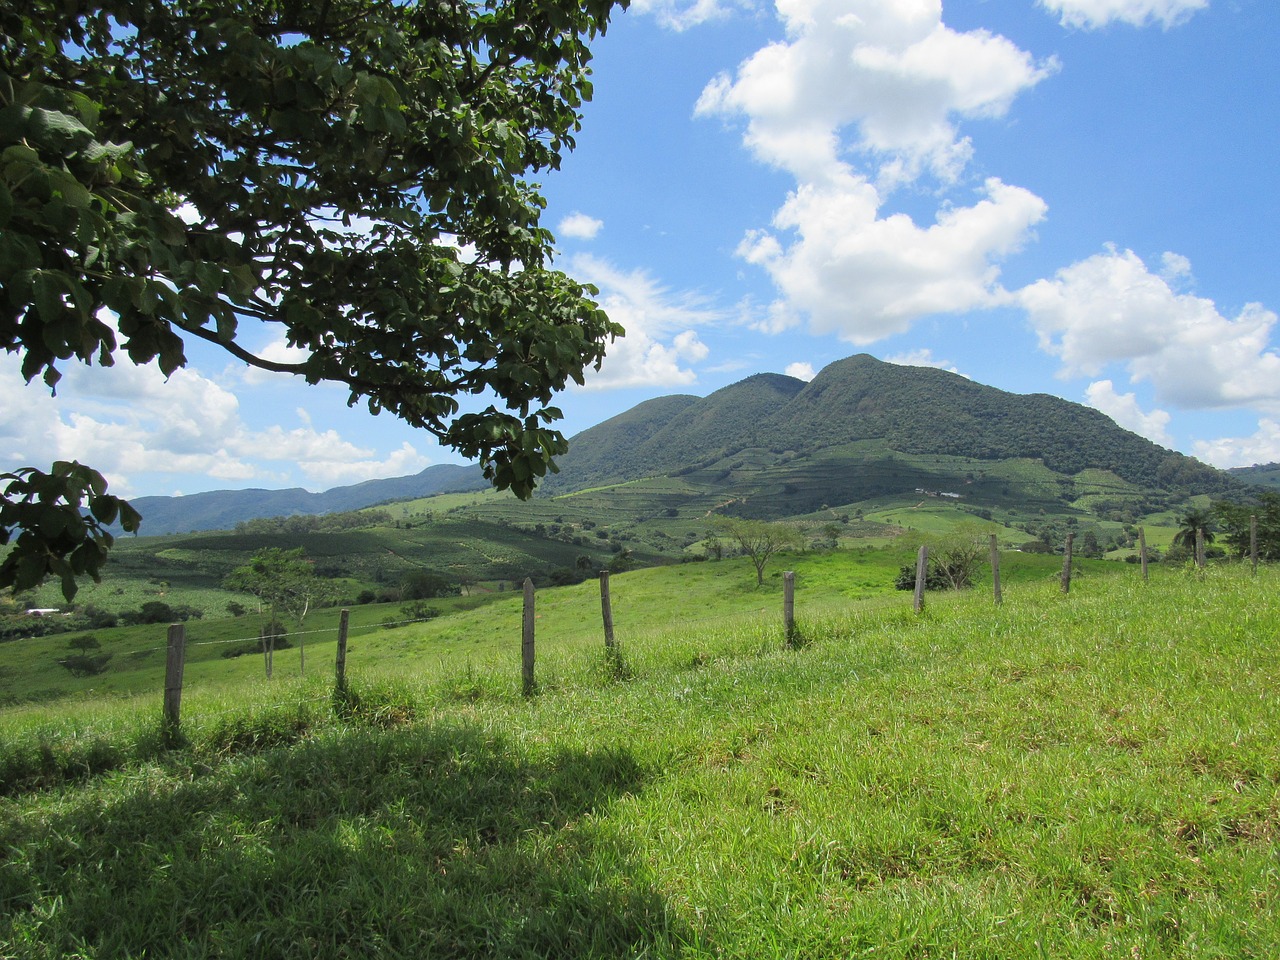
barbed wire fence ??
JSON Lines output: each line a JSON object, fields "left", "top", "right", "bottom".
{"left": 151, "top": 517, "right": 1263, "bottom": 737}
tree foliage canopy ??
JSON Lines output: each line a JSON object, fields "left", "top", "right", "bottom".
{"left": 1, "top": 0, "right": 625, "bottom": 596}
{"left": 224, "top": 547, "right": 325, "bottom": 627}
{"left": 712, "top": 517, "right": 803, "bottom": 586}
{"left": 1214, "top": 492, "right": 1280, "bottom": 562}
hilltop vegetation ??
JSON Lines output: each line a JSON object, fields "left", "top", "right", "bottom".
{"left": 551, "top": 355, "right": 1236, "bottom": 506}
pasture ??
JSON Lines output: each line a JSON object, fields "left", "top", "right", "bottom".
{"left": 2, "top": 559, "right": 1276, "bottom": 958}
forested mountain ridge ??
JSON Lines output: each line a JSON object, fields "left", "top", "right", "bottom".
{"left": 552, "top": 354, "right": 1235, "bottom": 502}
{"left": 128, "top": 463, "right": 487, "bottom": 535}
{"left": 1229, "top": 463, "right": 1280, "bottom": 490}
{"left": 126, "top": 355, "right": 1237, "bottom": 535}
{"left": 546, "top": 374, "right": 802, "bottom": 490}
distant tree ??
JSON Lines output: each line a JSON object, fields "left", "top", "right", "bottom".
{"left": 1078, "top": 530, "right": 1103, "bottom": 559}
{"left": 1172, "top": 508, "right": 1215, "bottom": 563}
{"left": 894, "top": 525, "right": 989, "bottom": 592}
{"left": 226, "top": 601, "right": 247, "bottom": 618}
{"left": 57, "top": 634, "right": 112, "bottom": 676}
{"left": 224, "top": 548, "right": 328, "bottom": 677}
{"left": 712, "top": 518, "right": 803, "bottom": 586}
{"left": 400, "top": 571, "right": 459, "bottom": 601}
{"left": 606, "top": 548, "right": 635, "bottom": 574}
{"left": 1213, "top": 493, "right": 1280, "bottom": 562}
{"left": 399, "top": 601, "right": 441, "bottom": 621}
{"left": 139, "top": 601, "right": 174, "bottom": 624}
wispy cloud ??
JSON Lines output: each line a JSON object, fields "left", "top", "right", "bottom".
{"left": 1039, "top": 0, "right": 1209, "bottom": 31}
{"left": 569, "top": 255, "right": 721, "bottom": 390}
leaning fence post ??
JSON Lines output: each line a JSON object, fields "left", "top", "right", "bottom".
{"left": 1251, "top": 515, "right": 1258, "bottom": 575}
{"left": 1138, "top": 527, "right": 1149, "bottom": 582}
{"left": 163, "top": 623, "right": 186, "bottom": 739}
{"left": 1061, "top": 533, "right": 1074, "bottom": 594}
{"left": 913, "top": 545, "right": 928, "bottom": 614}
{"left": 522, "top": 578, "right": 536, "bottom": 697}
{"left": 783, "top": 571, "right": 797, "bottom": 646}
{"left": 335, "top": 608, "right": 350, "bottom": 691}
{"left": 599, "top": 571, "right": 616, "bottom": 651}
{"left": 989, "top": 535, "right": 1002, "bottom": 606}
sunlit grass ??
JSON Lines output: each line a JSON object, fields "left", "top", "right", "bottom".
{"left": 3, "top": 563, "right": 1277, "bottom": 958}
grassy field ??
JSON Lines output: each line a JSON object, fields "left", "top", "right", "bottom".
{"left": 0, "top": 545, "right": 1098, "bottom": 708}
{"left": 3, "top": 557, "right": 1277, "bottom": 958}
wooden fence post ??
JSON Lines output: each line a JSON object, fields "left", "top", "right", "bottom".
{"left": 522, "top": 578, "right": 536, "bottom": 697}
{"left": 1251, "top": 515, "right": 1259, "bottom": 575}
{"left": 335, "top": 608, "right": 350, "bottom": 690}
{"left": 1138, "top": 527, "right": 1149, "bottom": 582}
{"left": 163, "top": 623, "right": 186, "bottom": 738}
{"left": 913, "top": 545, "right": 928, "bottom": 614}
{"left": 1195, "top": 527, "right": 1206, "bottom": 570}
{"left": 599, "top": 572, "right": 616, "bottom": 651}
{"left": 783, "top": 571, "right": 796, "bottom": 646}
{"left": 989, "top": 535, "right": 1002, "bottom": 606}
{"left": 1060, "top": 533, "right": 1074, "bottom": 594}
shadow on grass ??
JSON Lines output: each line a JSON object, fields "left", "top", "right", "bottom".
{"left": 1, "top": 723, "right": 687, "bottom": 959}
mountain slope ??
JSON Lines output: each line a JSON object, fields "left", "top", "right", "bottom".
{"left": 762, "top": 355, "right": 1227, "bottom": 493}
{"left": 548, "top": 354, "right": 1236, "bottom": 514}
{"left": 129, "top": 463, "right": 486, "bottom": 535}
{"left": 549, "top": 374, "right": 803, "bottom": 490}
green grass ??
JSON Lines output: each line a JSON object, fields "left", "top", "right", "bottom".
{"left": 3, "top": 561, "right": 1278, "bottom": 958}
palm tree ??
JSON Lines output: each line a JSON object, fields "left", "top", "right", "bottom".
{"left": 1172, "top": 508, "right": 1215, "bottom": 565}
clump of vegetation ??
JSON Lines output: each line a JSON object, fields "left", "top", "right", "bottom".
{"left": 55, "top": 635, "right": 113, "bottom": 677}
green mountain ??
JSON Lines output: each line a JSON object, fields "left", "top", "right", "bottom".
{"left": 549, "top": 374, "right": 802, "bottom": 489}
{"left": 549, "top": 354, "right": 1236, "bottom": 518}
{"left": 122, "top": 354, "right": 1237, "bottom": 537}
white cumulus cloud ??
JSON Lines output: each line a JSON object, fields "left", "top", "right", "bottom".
{"left": 883, "top": 349, "right": 961, "bottom": 374}
{"left": 1085, "top": 380, "right": 1174, "bottom": 446}
{"left": 741, "top": 175, "right": 1047, "bottom": 343}
{"left": 1019, "top": 247, "right": 1280, "bottom": 411}
{"left": 698, "top": 0, "right": 1053, "bottom": 344}
{"left": 696, "top": 0, "right": 1057, "bottom": 185}
{"left": 1040, "top": 0, "right": 1208, "bottom": 30}
{"left": 0, "top": 347, "right": 435, "bottom": 496}
{"left": 557, "top": 211, "right": 604, "bottom": 241}
{"left": 1193, "top": 420, "right": 1280, "bottom": 470}
{"left": 784, "top": 361, "right": 816, "bottom": 380}
{"left": 630, "top": 0, "right": 746, "bottom": 31}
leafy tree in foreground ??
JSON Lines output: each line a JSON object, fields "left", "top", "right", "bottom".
{"left": 224, "top": 548, "right": 328, "bottom": 678}
{"left": 1, "top": 463, "right": 141, "bottom": 600}
{"left": 1, "top": 0, "right": 626, "bottom": 599}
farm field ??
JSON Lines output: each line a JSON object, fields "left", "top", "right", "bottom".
{"left": 3, "top": 559, "right": 1277, "bottom": 958}
{"left": 1, "top": 546, "right": 1103, "bottom": 708}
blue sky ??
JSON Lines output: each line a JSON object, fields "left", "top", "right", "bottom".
{"left": 3, "top": 0, "right": 1278, "bottom": 500}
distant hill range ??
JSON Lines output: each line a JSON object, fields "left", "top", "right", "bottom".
{"left": 128, "top": 354, "right": 1244, "bottom": 534}
{"left": 1229, "top": 463, "right": 1280, "bottom": 490}
{"left": 129, "top": 463, "right": 487, "bottom": 535}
